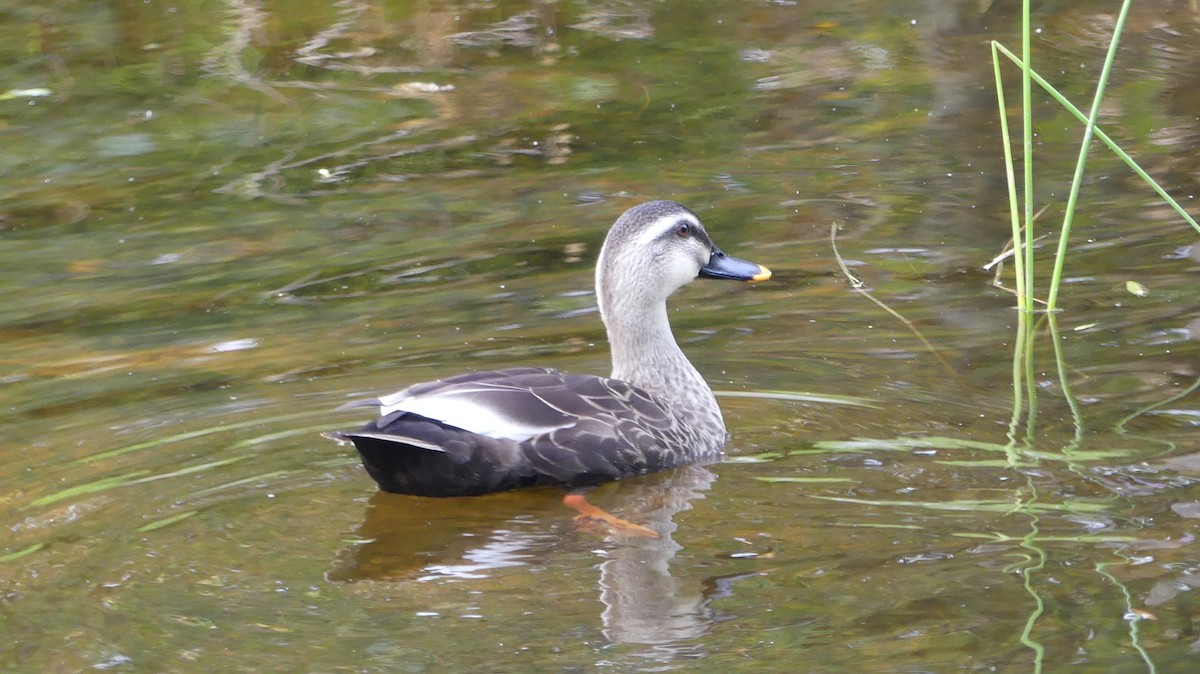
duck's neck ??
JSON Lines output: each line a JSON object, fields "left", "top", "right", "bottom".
{"left": 601, "top": 298, "right": 726, "bottom": 442}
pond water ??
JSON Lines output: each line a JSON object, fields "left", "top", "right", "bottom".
{"left": 2, "top": 0, "right": 1199, "bottom": 671}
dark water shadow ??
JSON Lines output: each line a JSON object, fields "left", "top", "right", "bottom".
{"left": 326, "top": 464, "right": 759, "bottom": 649}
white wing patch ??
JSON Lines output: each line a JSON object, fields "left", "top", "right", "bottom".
{"left": 347, "top": 431, "right": 446, "bottom": 452}
{"left": 378, "top": 388, "right": 576, "bottom": 442}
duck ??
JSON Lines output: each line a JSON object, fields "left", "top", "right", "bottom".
{"left": 328, "top": 200, "right": 771, "bottom": 504}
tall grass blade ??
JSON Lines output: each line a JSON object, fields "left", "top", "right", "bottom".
{"left": 992, "top": 45, "right": 1198, "bottom": 235}
{"left": 990, "top": 41, "right": 1028, "bottom": 308}
{"left": 1046, "top": 0, "right": 1136, "bottom": 310}
{"left": 1020, "top": 0, "right": 1035, "bottom": 306}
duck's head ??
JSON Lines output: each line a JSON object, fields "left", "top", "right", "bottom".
{"left": 596, "top": 200, "right": 771, "bottom": 315}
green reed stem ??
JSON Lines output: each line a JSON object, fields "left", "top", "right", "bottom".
{"left": 1095, "top": 553, "right": 1158, "bottom": 673}
{"left": 1020, "top": 0, "right": 1035, "bottom": 307}
{"left": 1005, "top": 308, "right": 1029, "bottom": 464}
{"left": 1046, "top": 0, "right": 1135, "bottom": 310}
{"left": 1047, "top": 313, "right": 1087, "bottom": 476}
{"left": 1023, "top": 314, "right": 1044, "bottom": 443}
{"left": 1016, "top": 476, "right": 1047, "bottom": 673}
{"left": 1114, "top": 375, "right": 1200, "bottom": 437}
{"left": 992, "top": 44, "right": 1199, "bottom": 237}
{"left": 991, "top": 41, "right": 1027, "bottom": 308}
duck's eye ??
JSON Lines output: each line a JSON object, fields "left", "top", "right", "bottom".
{"left": 674, "top": 222, "right": 691, "bottom": 237}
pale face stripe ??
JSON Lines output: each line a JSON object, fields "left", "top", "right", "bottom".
{"left": 628, "top": 213, "right": 702, "bottom": 252}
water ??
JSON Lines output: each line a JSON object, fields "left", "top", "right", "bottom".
{"left": 2, "top": 1, "right": 1198, "bottom": 671}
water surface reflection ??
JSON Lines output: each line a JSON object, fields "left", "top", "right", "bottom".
{"left": 2, "top": 0, "right": 1199, "bottom": 670}
{"left": 327, "top": 464, "right": 760, "bottom": 652}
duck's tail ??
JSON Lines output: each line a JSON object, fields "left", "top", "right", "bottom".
{"left": 327, "top": 414, "right": 541, "bottom": 497}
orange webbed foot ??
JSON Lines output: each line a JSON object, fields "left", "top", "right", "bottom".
{"left": 563, "top": 492, "right": 658, "bottom": 539}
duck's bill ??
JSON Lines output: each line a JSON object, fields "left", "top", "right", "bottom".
{"left": 699, "top": 248, "right": 771, "bottom": 282}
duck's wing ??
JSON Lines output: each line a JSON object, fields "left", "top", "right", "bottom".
{"left": 517, "top": 374, "right": 683, "bottom": 485}
{"left": 334, "top": 367, "right": 685, "bottom": 495}
{"left": 372, "top": 367, "right": 587, "bottom": 442}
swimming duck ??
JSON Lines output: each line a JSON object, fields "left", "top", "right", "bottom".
{"left": 329, "top": 200, "right": 770, "bottom": 500}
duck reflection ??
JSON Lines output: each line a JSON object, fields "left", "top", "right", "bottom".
{"left": 593, "top": 463, "right": 716, "bottom": 644}
{"left": 325, "top": 487, "right": 565, "bottom": 584}
{"left": 328, "top": 464, "right": 753, "bottom": 646}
